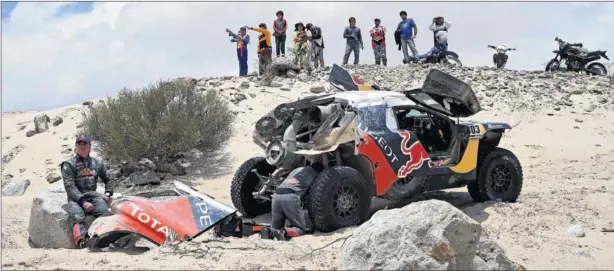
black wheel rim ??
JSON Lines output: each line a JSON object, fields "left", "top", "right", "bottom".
{"left": 486, "top": 163, "right": 513, "bottom": 199}
{"left": 333, "top": 184, "right": 358, "bottom": 220}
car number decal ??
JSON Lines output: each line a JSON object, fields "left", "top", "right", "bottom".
{"left": 468, "top": 124, "right": 482, "bottom": 138}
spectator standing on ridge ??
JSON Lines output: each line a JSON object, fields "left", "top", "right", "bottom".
{"left": 369, "top": 18, "right": 387, "bottom": 66}
{"left": 306, "top": 23, "right": 325, "bottom": 69}
{"left": 61, "top": 135, "right": 115, "bottom": 248}
{"left": 429, "top": 16, "right": 451, "bottom": 47}
{"left": 226, "top": 27, "right": 250, "bottom": 77}
{"left": 246, "top": 23, "right": 273, "bottom": 76}
{"left": 396, "top": 11, "right": 418, "bottom": 63}
{"left": 273, "top": 11, "right": 288, "bottom": 57}
{"left": 293, "top": 22, "right": 310, "bottom": 70}
{"left": 342, "top": 17, "right": 364, "bottom": 65}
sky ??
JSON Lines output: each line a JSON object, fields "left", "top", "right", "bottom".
{"left": 2, "top": 1, "right": 613, "bottom": 112}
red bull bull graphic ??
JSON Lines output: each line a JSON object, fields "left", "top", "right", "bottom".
{"left": 397, "top": 131, "right": 430, "bottom": 178}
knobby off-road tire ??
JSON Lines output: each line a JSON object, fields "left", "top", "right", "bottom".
{"left": 307, "top": 166, "right": 372, "bottom": 232}
{"left": 468, "top": 147, "right": 523, "bottom": 203}
{"left": 230, "top": 157, "right": 276, "bottom": 217}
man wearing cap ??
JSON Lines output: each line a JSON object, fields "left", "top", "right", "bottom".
{"left": 369, "top": 18, "right": 387, "bottom": 66}
{"left": 61, "top": 135, "right": 115, "bottom": 248}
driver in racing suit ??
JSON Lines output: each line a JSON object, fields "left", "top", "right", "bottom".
{"left": 61, "top": 135, "right": 115, "bottom": 248}
{"left": 266, "top": 166, "right": 317, "bottom": 241}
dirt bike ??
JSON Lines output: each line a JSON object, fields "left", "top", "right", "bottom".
{"left": 406, "top": 44, "right": 462, "bottom": 67}
{"left": 488, "top": 45, "right": 516, "bottom": 68}
{"left": 83, "top": 181, "right": 237, "bottom": 250}
{"left": 545, "top": 37, "right": 609, "bottom": 76}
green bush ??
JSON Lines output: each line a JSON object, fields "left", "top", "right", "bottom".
{"left": 80, "top": 78, "right": 235, "bottom": 163}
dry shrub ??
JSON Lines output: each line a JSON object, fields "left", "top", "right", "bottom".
{"left": 79, "top": 79, "right": 235, "bottom": 163}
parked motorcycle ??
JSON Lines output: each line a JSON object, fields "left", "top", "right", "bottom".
{"left": 545, "top": 37, "right": 609, "bottom": 76}
{"left": 488, "top": 45, "right": 516, "bottom": 68}
{"left": 406, "top": 44, "right": 463, "bottom": 67}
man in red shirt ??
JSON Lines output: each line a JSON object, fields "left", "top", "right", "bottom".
{"left": 369, "top": 18, "right": 387, "bottom": 66}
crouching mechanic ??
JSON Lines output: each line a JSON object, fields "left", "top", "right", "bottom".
{"left": 264, "top": 166, "right": 318, "bottom": 241}
{"left": 61, "top": 135, "right": 115, "bottom": 248}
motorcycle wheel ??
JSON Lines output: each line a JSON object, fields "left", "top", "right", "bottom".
{"left": 545, "top": 59, "right": 560, "bottom": 72}
{"left": 439, "top": 55, "right": 462, "bottom": 67}
{"left": 586, "top": 63, "right": 608, "bottom": 76}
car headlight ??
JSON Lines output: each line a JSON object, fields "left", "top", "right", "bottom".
{"left": 265, "top": 140, "right": 286, "bottom": 166}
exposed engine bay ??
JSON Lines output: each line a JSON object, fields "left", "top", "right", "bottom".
{"left": 252, "top": 95, "right": 359, "bottom": 201}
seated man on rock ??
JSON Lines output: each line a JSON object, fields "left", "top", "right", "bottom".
{"left": 262, "top": 167, "right": 317, "bottom": 241}
{"left": 61, "top": 135, "right": 115, "bottom": 248}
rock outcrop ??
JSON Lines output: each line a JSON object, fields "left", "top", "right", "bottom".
{"left": 339, "top": 200, "right": 523, "bottom": 270}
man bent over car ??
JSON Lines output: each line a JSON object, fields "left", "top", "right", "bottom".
{"left": 263, "top": 166, "right": 317, "bottom": 241}
{"left": 61, "top": 135, "right": 115, "bottom": 248}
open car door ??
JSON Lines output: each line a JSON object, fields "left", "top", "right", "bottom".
{"left": 87, "top": 181, "right": 237, "bottom": 248}
{"left": 403, "top": 69, "right": 481, "bottom": 118}
{"left": 328, "top": 64, "right": 379, "bottom": 91}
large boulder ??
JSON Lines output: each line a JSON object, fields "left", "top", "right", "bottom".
{"left": 28, "top": 184, "right": 83, "bottom": 249}
{"left": 339, "top": 200, "right": 523, "bottom": 270}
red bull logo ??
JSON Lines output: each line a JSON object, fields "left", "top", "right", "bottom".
{"left": 78, "top": 168, "right": 96, "bottom": 177}
{"left": 397, "top": 131, "right": 430, "bottom": 178}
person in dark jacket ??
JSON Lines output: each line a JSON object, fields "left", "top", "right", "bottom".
{"left": 265, "top": 166, "right": 318, "bottom": 241}
{"left": 61, "top": 135, "right": 115, "bottom": 248}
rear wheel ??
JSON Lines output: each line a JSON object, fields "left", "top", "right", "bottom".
{"left": 230, "top": 157, "right": 276, "bottom": 217}
{"left": 586, "top": 63, "right": 608, "bottom": 76}
{"left": 468, "top": 147, "right": 523, "bottom": 202}
{"left": 307, "top": 166, "right": 372, "bottom": 232}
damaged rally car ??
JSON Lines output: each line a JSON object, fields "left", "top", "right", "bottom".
{"left": 231, "top": 67, "right": 523, "bottom": 232}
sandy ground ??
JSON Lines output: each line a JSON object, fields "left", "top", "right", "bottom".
{"left": 2, "top": 77, "right": 614, "bottom": 270}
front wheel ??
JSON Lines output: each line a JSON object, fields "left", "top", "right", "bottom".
{"left": 467, "top": 147, "right": 523, "bottom": 203}
{"left": 307, "top": 166, "right": 372, "bottom": 232}
{"left": 230, "top": 157, "right": 277, "bottom": 217}
{"left": 586, "top": 63, "right": 608, "bottom": 76}
{"left": 545, "top": 59, "right": 560, "bottom": 72}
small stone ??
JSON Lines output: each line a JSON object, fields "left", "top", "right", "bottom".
{"left": 240, "top": 81, "right": 250, "bottom": 89}
{"left": 574, "top": 119, "right": 583, "bottom": 123}
{"left": 52, "top": 117, "right": 63, "bottom": 127}
{"left": 234, "top": 93, "right": 247, "bottom": 102}
{"left": 26, "top": 130, "right": 36, "bottom": 137}
{"left": 280, "top": 87, "right": 291, "bottom": 91}
{"left": 310, "top": 85, "right": 326, "bottom": 94}
{"left": 567, "top": 225, "right": 585, "bottom": 237}
{"left": 574, "top": 248, "right": 591, "bottom": 257}
{"left": 46, "top": 173, "right": 62, "bottom": 184}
